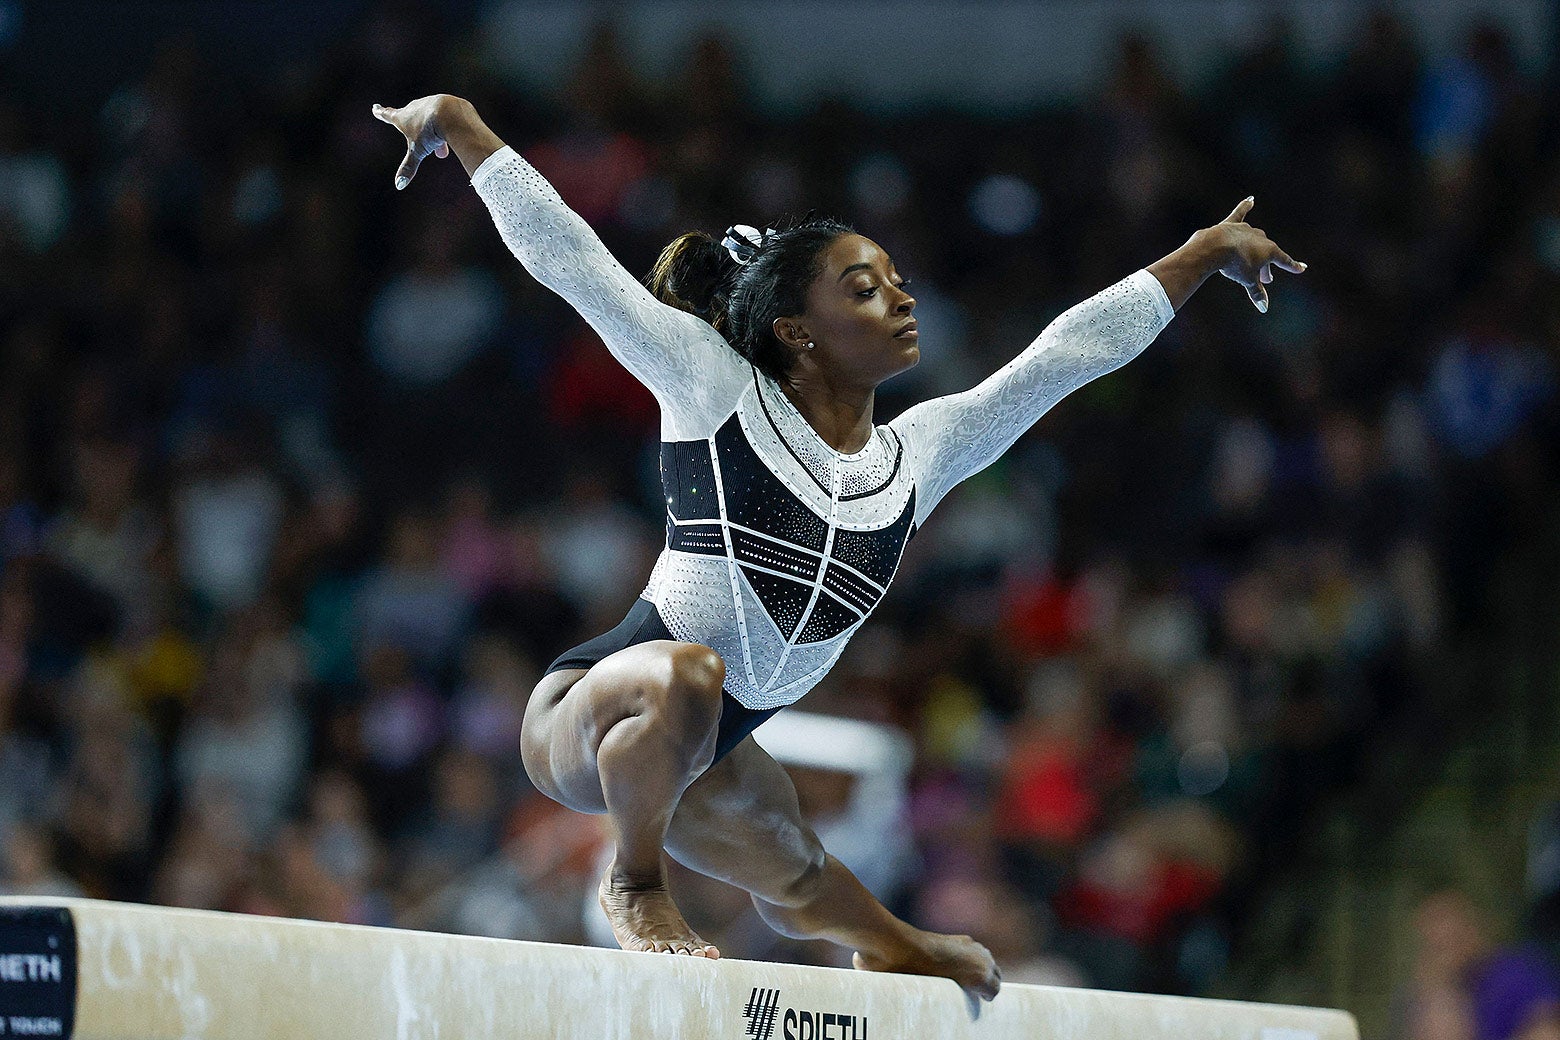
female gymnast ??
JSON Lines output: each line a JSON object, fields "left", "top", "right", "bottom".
{"left": 373, "top": 94, "right": 1304, "bottom": 999}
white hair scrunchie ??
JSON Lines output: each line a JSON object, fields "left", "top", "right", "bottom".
{"left": 721, "top": 224, "right": 779, "bottom": 265}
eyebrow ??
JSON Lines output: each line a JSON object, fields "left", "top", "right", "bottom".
{"left": 837, "top": 262, "right": 899, "bottom": 282}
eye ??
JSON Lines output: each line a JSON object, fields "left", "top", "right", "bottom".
{"left": 858, "top": 280, "right": 911, "bottom": 298}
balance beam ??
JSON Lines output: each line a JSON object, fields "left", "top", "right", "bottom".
{"left": 0, "top": 897, "right": 1357, "bottom": 1040}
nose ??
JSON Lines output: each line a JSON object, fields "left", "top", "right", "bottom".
{"left": 895, "top": 286, "right": 916, "bottom": 312}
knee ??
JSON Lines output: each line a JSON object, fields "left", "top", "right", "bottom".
{"left": 632, "top": 643, "right": 725, "bottom": 747}
{"left": 666, "top": 643, "right": 724, "bottom": 699}
{"left": 660, "top": 643, "right": 725, "bottom": 719}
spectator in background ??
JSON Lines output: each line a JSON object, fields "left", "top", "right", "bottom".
{"left": 439, "top": 476, "right": 511, "bottom": 603}
{"left": 354, "top": 508, "right": 469, "bottom": 672}
{"left": 1426, "top": 298, "right": 1555, "bottom": 464}
{"left": 48, "top": 437, "right": 158, "bottom": 625}
{"left": 537, "top": 469, "right": 655, "bottom": 629}
{"left": 449, "top": 633, "right": 535, "bottom": 791}
{"left": 0, "top": 823, "right": 83, "bottom": 898}
{"left": 1392, "top": 890, "right": 1489, "bottom": 1040}
{"left": 172, "top": 602, "right": 308, "bottom": 841}
{"left": 286, "top": 483, "right": 369, "bottom": 694}
{"left": 172, "top": 433, "right": 285, "bottom": 615}
{"left": 52, "top": 664, "right": 161, "bottom": 901}
{"left": 996, "top": 661, "right": 1106, "bottom": 900}
{"left": 298, "top": 769, "right": 391, "bottom": 926}
{"left": 366, "top": 217, "right": 503, "bottom": 388}
{"left": 150, "top": 784, "right": 254, "bottom": 912}
{"left": 400, "top": 748, "right": 505, "bottom": 885}
{"left": 351, "top": 644, "right": 445, "bottom": 831}
{"left": 0, "top": 569, "right": 49, "bottom": 841}
{"left": 228, "top": 273, "right": 344, "bottom": 488}
{"left": 1393, "top": 890, "right": 1560, "bottom": 1040}
{"left": 532, "top": 20, "right": 655, "bottom": 225}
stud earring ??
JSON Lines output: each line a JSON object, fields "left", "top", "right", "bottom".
{"left": 805, "top": 342, "right": 815, "bottom": 350}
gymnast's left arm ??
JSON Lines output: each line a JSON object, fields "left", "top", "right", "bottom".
{"left": 890, "top": 197, "right": 1305, "bottom": 524}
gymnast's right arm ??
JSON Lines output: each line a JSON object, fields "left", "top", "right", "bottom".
{"left": 372, "top": 95, "right": 742, "bottom": 431}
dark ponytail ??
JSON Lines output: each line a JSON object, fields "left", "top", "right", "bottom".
{"left": 645, "top": 217, "right": 855, "bottom": 383}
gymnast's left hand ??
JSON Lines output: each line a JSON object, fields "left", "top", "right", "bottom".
{"left": 371, "top": 95, "right": 462, "bottom": 191}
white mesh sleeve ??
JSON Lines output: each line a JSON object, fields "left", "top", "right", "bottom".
{"left": 470, "top": 146, "right": 747, "bottom": 439}
{"left": 890, "top": 269, "right": 1175, "bottom": 525}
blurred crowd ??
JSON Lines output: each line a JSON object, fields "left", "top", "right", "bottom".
{"left": 2, "top": 1, "right": 1559, "bottom": 1006}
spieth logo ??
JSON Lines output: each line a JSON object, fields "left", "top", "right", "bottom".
{"left": 742, "top": 987, "right": 869, "bottom": 1040}
{"left": 743, "top": 988, "right": 782, "bottom": 1040}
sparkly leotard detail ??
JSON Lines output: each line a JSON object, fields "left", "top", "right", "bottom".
{"left": 473, "top": 146, "right": 1175, "bottom": 710}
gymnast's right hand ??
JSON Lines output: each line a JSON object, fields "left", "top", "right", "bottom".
{"left": 372, "top": 95, "right": 460, "bottom": 191}
{"left": 1209, "top": 196, "right": 1306, "bottom": 314}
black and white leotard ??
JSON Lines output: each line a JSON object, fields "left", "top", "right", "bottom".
{"left": 472, "top": 146, "right": 1175, "bottom": 758}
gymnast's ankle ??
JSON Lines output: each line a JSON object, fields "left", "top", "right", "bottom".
{"left": 605, "top": 859, "right": 668, "bottom": 894}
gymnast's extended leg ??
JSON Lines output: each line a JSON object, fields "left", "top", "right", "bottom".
{"left": 521, "top": 641, "right": 726, "bottom": 957}
{"left": 664, "top": 736, "right": 1001, "bottom": 998}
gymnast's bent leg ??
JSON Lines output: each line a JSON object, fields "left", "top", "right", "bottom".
{"left": 664, "top": 736, "right": 1002, "bottom": 998}
{"left": 521, "top": 640, "right": 726, "bottom": 957}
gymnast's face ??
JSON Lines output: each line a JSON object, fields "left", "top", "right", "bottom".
{"left": 777, "top": 234, "right": 918, "bottom": 387}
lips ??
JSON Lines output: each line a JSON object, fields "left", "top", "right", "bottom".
{"left": 893, "top": 321, "right": 919, "bottom": 338}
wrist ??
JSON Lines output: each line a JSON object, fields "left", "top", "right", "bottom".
{"left": 1188, "top": 226, "right": 1230, "bottom": 274}
{"left": 434, "top": 95, "right": 475, "bottom": 134}
{"left": 1147, "top": 227, "right": 1227, "bottom": 312}
{"left": 436, "top": 99, "right": 506, "bottom": 179}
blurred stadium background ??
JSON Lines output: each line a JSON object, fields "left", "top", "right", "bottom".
{"left": 3, "top": 1, "right": 1560, "bottom": 1036}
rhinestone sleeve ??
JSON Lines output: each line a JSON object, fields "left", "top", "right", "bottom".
{"left": 470, "top": 146, "right": 747, "bottom": 439}
{"left": 891, "top": 268, "right": 1175, "bottom": 525}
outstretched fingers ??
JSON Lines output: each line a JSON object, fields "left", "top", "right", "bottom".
{"left": 394, "top": 147, "right": 426, "bottom": 191}
{"left": 1254, "top": 243, "right": 1308, "bottom": 312}
{"left": 372, "top": 104, "right": 419, "bottom": 189}
{"left": 1246, "top": 281, "right": 1270, "bottom": 314}
{"left": 1225, "top": 195, "right": 1255, "bottom": 224}
{"left": 1268, "top": 243, "right": 1307, "bottom": 274}
{"left": 372, "top": 101, "right": 448, "bottom": 191}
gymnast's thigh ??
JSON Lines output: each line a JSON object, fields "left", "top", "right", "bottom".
{"left": 521, "top": 639, "right": 722, "bottom": 815}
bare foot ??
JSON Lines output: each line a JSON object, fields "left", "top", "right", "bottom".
{"left": 853, "top": 930, "right": 1000, "bottom": 1000}
{"left": 598, "top": 870, "right": 720, "bottom": 958}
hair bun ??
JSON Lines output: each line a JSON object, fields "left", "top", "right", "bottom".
{"left": 647, "top": 232, "right": 730, "bottom": 319}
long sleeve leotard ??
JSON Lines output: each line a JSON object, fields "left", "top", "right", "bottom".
{"left": 472, "top": 146, "right": 1175, "bottom": 711}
